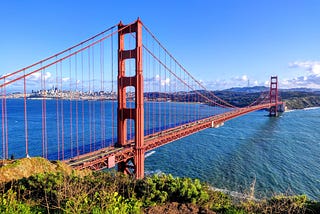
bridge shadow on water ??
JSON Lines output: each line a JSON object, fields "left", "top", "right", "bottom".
{"left": 201, "top": 111, "right": 313, "bottom": 199}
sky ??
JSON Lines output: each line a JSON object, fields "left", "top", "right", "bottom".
{"left": 1, "top": 0, "right": 320, "bottom": 90}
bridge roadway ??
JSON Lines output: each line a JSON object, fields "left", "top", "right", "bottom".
{"left": 65, "top": 103, "right": 277, "bottom": 171}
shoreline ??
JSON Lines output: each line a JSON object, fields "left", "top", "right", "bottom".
{"left": 285, "top": 106, "right": 320, "bottom": 112}
{"left": 4, "top": 96, "right": 320, "bottom": 111}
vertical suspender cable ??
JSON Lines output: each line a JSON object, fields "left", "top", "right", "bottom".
{"left": 164, "top": 52, "right": 166, "bottom": 129}
{"left": 23, "top": 70, "right": 29, "bottom": 158}
{"left": 188, "top": 75, "right": 190, "bottom": 122}
{"left": 1, "top": 86, "right": 4, "bottom": 160}
{"left": 56, "top": 61, "right": 60, "bottom": 160}
{"left": 180, "top": 66, "right": 183, "bottom": 126}
{"left": 175, "top": 66, "right": 178, "bottom": 126}
{"left": 44, "top": 68, "right": 48, "bottom": 158}
{"left": 111, "top": 30, "right": 115, "bottom": 146}
{"left": 152, "top": 38, "right": 155, "bottom": 134}
{"left": 184, "top": 69, "right": 186, "bottom": 124}
{"left": 92, "top": 46, "right": 96, "bottom": 151}
{"left": 75, "top": 54, "right": 79, "bottom": 157}
{"left": 5, "top": 83, "right": 8, "bottom": 159}
{"left": 168, "top": 55, "right": 170, "bottom": 128}
{"left": 158, "top": 43, "right": 161, "bottom": 132}
{"left": 60, "top": 62, "right": 64, "bottom": 160}
{"left": 41, "top": 66, "right": 45, "bottom": 157}
{"left": 88, "top": 48, "right": 92, "bottom": 152}
{"left": 100, "top": 41, "right": 104, "bottom": 148}
{"left": 169, "top": 57, "right": 172, "bottom": 128}
{"left": 1, "top": 78, "right": 8, "bottom": 159}
{"left": 81, "top": 51, "right": 85, "bottom": 153}
{"left": 69, "top": 54, "right": 73, "bottom": 157}
{"left": 144, "top": 32, "right": 148, "bottom": 135}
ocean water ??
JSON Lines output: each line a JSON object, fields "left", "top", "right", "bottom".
{"left": 145, "top": 108, "right": 320, "bottom": 200}
{"left": 1, "top": 99, "right": 319, "bottom": 200}
{"left": 1, "top": 99, "right": 224, "bottom": 160}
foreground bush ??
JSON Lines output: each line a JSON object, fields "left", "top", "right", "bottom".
{"left": 0, "top": 169, "right": 319, "bottom": 213}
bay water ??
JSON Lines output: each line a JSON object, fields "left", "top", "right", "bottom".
{"left": 145, "top": 107, "right": 320, "bottom": 200}
{"left": 1, "top": 99, "right": 319, "bottom": 200}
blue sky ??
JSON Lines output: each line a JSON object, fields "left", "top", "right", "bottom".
{"left": 1, "top": 0, "right": 320, "bottom": 89}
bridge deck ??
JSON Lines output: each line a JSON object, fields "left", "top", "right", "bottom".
{"left": 64, "top": 103, "right": 278, "bottom": 170}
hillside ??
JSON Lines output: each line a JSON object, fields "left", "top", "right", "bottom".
{"left": 283, "top": 96, "right": 320, "bottom": 109}
{"left": 145, "top": 87, "right": 320, "bottom": 110}
{"left": 0, "top": 157, "right": 89, "bottom": 183}
{"left": 215, "top": 90, "right": 320, "bottom": 109}
{"left": 0, "top": 157, "right": 319, "bottom": 213}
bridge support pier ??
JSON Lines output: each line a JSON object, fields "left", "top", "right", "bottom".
{"left": 117, "top": 19, "right": 145, "bottom": 179}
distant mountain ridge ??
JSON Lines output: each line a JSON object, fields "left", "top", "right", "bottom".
{"left": 222, "top": 86, "right": 268, "bottom": 93}
{"left": 144, "top": 86, "right": 320, "bottom": 109}
{"left": 221, "top": 86, "right": 320, "bottom": 93}
{"left": 280, "top": 87, "right": 320, "bottom": 92}
{"left": 221, "top": 86, "right": 320, "bottom": 109}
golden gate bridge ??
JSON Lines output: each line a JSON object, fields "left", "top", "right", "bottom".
{"left": 0, "top": 19, "right": 283, "bottom": 179}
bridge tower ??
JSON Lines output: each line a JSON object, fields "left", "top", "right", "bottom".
{"left": 117, "top": 19, "right": 145, "bottom": 179}
{"left": 269, "top": 76, "right": 279, "bottom": 117}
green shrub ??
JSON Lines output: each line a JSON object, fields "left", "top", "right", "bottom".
{"left": 0, "top": 189, "right": 33, "bottom": 214}
{"left": 240, "top": 194, "right": 315, "bottom": 213}
{"left": 136, "top": 174, "right": 209, "bottom": 206}
{"left": 91, "top": 192, "right": 142, "bottom": 214}
{"left": 206, "top": 190, "right": 233, "bottom": 212}
{"left": 266, "top": 194, "right": 308, "bottom": 213}
{"left": 0, "top": 168, "right": 319, "bottom": 214}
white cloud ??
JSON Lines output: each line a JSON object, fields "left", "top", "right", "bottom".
{"left": 29, "top": 71, "right": 52, "bottom": 81}
{"left": 241, "top": 75, "right": 248, "bottom": 81}
{"left": 286, "top": 61, "right": 320, "bottom": 88}
{"left": 161, "top": 78, "right": 170, "bottom": 86}
{"left": 62, "top": 77, "right": 70, "bottom": 82}
{"left": 234, "top": 74, "right": 248, "bottom": 82}
{"left": 45, "top": 72, "right": 51, "bottom": 80}
{"left": 145, "top": 74, "right": 170, "bottom": 85}
{"left": 289, "top": 61, "right": 320, "bottom": 75}
{"left": 197, "top": 75, "right": 270, "bottom": 90}
{"left": 144, "top": 74, "right": 172, "bottom": 91}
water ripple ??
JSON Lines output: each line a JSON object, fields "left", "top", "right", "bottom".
{"left": 145, "top": 109, "right": 320, "bottom": 200}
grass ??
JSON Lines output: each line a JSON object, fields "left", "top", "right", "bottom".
{"left": 0, "top": 157, "right": 90, "bottom": 183}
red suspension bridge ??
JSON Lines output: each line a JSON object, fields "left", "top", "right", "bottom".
{"left": 0, "top": 19, "right": 283, "bottom": 179}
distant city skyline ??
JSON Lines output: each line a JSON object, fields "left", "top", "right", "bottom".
{"left": 1, "top": 0, "right": 320, "bottom": 89}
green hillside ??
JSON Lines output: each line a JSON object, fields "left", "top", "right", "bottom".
{"left": 0, "top": 158, "right": 319, "bottom": 213}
